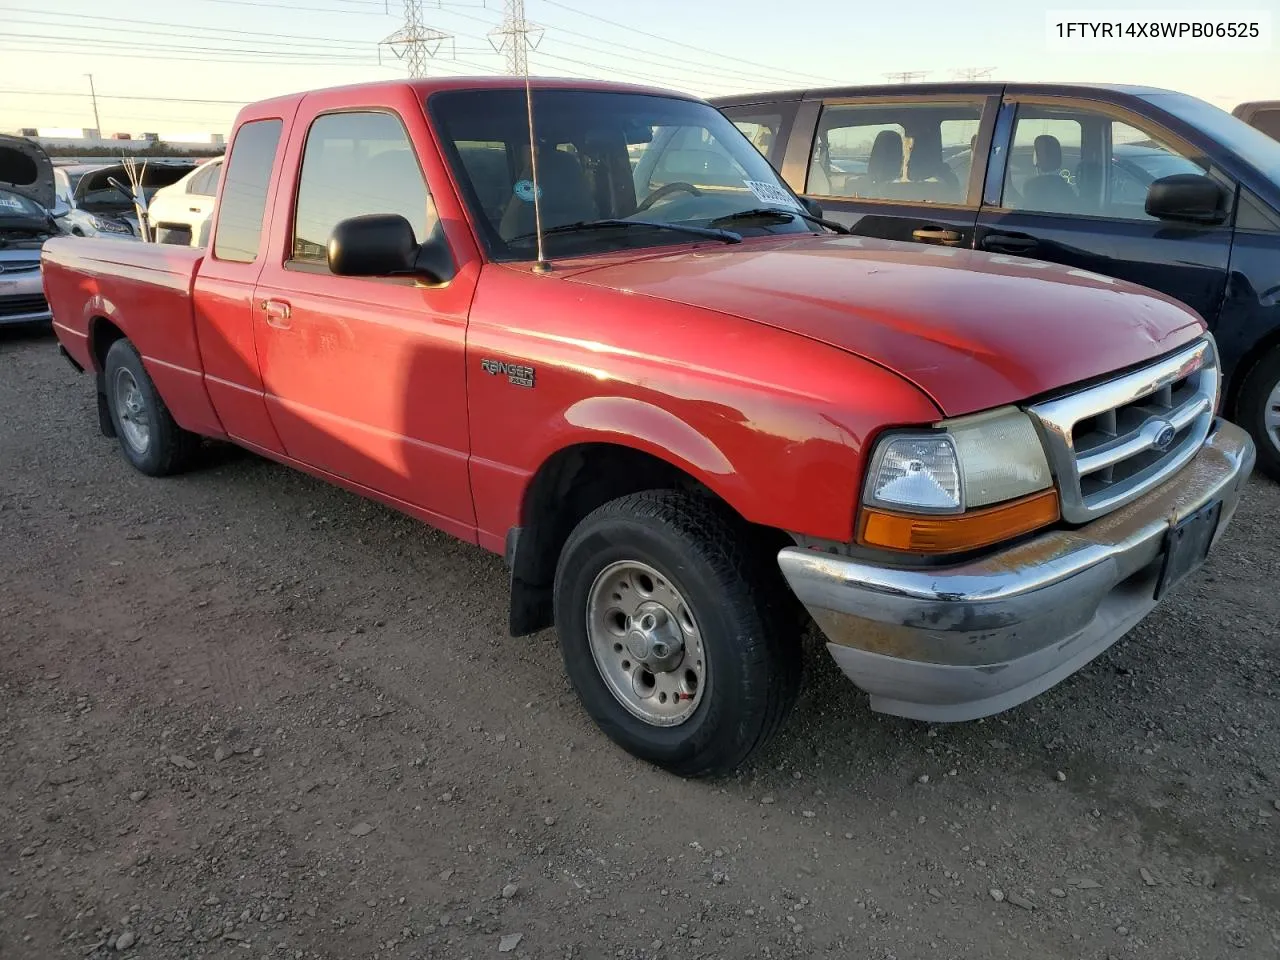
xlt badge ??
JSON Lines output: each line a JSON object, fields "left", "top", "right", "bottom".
{"left": 481, "top": 358, "right": 535, "bottom": 388}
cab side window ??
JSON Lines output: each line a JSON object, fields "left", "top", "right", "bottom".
{"left": 292, "top": 111, "right": 435, "bottom": 265}
{"left": 807, "top": 101, "right": 983, "bottom": 204}
{"left": 213, "top": 118, "right": 283, "bottom": 263}
{"left": 1003, "top": 106, "right": 1209, "bottom": 220}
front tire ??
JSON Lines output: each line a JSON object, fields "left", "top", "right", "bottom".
{"left": 553, "top": 491, "right": 801, "bottom": 777}
{"left": 1236, "top": 347, "right": 1280, "bottom": 481}
{"left": 103, "top": 339, "right": 199, "bottom": 476}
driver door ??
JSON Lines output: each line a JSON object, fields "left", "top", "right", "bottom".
{"left": 974, "top": 96, "right": 1234, "bottom": 323}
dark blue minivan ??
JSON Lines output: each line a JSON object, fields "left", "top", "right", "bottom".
{"left": 713, "top": 83, "right": 1280, "bottom": 479}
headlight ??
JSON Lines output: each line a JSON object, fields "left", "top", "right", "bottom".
{"left": 860, "top": 407, "right": 1059, "bottom": 554}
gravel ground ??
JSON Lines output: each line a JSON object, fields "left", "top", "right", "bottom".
{"left": 2, "top": 328, "right": 1278, "bottom": 960}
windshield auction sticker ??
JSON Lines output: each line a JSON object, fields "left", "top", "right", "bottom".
{"left": 743, "top": 180, "right": 802, "bottom": 210}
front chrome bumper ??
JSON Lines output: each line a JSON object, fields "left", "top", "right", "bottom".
{"left": 778, "top": 419, "right": 1256, "bottom": 723}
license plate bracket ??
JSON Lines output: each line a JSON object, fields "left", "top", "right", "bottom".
{"left": 1155, "top": 500, "right": 1222, "bottom": 599}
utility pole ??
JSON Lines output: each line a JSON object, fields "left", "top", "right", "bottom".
{"left": 380, "top": 0, "right": 452, "bottom": 78}
{"left": 489, "top": 0, "right": 543, "bottom": 76}
{"left": 883, "top": 71, "right": 930, "bottom": 84}
{"left": 952, "top": 67, "right": 995, "bottom": 80}
{"left": 85, "top": 73, "right": 101, "bottom": 132}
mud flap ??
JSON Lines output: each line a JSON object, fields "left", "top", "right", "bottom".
{"left": 96, "top": 372, "right": 116, "bottom": 438}
{"left": 506, "top": 526, "right": 553, "bottom": 636}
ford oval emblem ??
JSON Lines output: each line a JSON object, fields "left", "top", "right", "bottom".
{"left": 1152, "top": 420, "right": 1177, "bottom": 451}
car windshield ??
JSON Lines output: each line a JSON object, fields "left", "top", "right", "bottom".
{"left": 429, "top": 88, "right": 814, "bottom": 261}
{"left": 1145, "top": 91, "right": 1280, "bottom": 184}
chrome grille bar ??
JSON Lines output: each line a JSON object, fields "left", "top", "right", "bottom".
{"left": 1027, "top": 338, "right": 1219, "bottom": 524}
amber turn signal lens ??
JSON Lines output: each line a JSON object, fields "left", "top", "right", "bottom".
{"left": 858, "top": 489, "right": 1060, "bottom": 554}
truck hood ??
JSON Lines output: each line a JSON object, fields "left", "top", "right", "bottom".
{"left": 0, "top": 135, "right": 55, "bottom": 211}
{"left": 563, "top": 235, "right": 1205, "bottom": 415}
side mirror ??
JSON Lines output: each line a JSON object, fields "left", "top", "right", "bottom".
{"left": 1145, "top": 173, "right": 1227, "bottom": 224}
{"left": 328, "top": 214, "right": 454, "bottom": 282}
{"left": 803, "top": 197, "right": 825, "bottom": 220}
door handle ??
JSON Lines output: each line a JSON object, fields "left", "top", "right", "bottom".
{"left": 981, "top": 233, "right": 1037, "bottom": 253}
{"left": 911, "top": 227, "right": 963, "bottom": 246}
{"left": 189, "top": 206, "right": 201, "bottom": 213}
{"left": 260, "top": 298, "right": 292, "bottom": 329}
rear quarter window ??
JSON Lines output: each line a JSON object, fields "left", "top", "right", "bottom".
{"left": 213, "top": 119, "right": 283, "bottom": 264}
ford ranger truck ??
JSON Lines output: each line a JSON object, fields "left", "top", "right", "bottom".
{"left": 42, "top": 79, "right": 1256, "bottom": 777}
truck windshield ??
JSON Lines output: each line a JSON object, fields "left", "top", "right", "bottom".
{"left": 429, "top": 88, "right": 814, "bottom": 261}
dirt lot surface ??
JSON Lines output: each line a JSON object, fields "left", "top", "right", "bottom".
{"left": 2, "top": 329, "right": 1278, "bottom": 960}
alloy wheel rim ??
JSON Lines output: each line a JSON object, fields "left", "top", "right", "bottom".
{"left": 585, "top": 560, "right": 706, "bottom": 727}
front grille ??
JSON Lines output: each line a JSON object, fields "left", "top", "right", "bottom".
{"left": 0, "top": 294, "right": 49, "bottom": 318}
{"left": 0, "top": 259, "right": 41, "bottom": 275}
{"left": 1028, "top": 338, "right": 1218, "bottom": 524}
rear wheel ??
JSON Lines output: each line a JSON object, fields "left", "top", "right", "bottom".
{"left": 1236, "top": 347, "right": 1280, "bottom": 481}
{"left": 103, "top": 339, "right": 200, "bottom": 476}
{"left": 553, "top": 491, "right": 801, "bottom": 777}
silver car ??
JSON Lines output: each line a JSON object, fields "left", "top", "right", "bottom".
{"left": 0, "top": 135, "right": 59, "bottom": 326}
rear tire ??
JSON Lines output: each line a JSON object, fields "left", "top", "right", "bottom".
{"left": 103, "top": 338, "right": 200, "bottom": 476}
{"left": 1236, "top": 347, "right": 1280, "bottom": 481}
{"left": 553, "top": 491, "right": 801, "bottom": 777}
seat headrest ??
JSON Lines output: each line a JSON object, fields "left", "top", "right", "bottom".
{"left": 1033, "top": 135, "right": 1063, "bottom": 172}
{"left": 867, "top": 130, "right": 904, "bottom": 182}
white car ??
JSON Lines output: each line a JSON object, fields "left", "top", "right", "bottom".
{"left": 148, "top": 157, "right": 223, "bottom": 246}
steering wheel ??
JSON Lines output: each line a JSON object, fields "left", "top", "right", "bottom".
{"left": 635, "top": 181, "right": 702, "bottom": 213}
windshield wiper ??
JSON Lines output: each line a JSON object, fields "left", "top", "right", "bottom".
{"left": 507, "top": 218, "right": 742, "bottom": 245}
{"left": 712, "top": 207, "right": 852, "bottom": 235}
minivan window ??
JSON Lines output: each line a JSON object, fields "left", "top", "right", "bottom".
{"left": 292, "top": 111, "right": 433, "bottom": 264}
{"left": 808, "top": 100, "right": 984, "bottom": 204}
{"left": 1003, "top": 105, "right": 1208, "bottom": 220}
{"left": 429, "top": 89, "right": 811, "bottom": 261}
{"left": 213, "top": 119, "right": 282, "bottom": 263}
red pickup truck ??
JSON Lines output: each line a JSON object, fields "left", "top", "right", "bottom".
{"left": 44, "top": 78, "right": 1255, "bottom": 776}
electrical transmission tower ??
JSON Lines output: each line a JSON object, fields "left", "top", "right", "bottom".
{"left": 883, "top": 71, "right": 930, "bottom": 83}
{"left": 953, "top": 67, "right": 995, "bottom": 80}
{"left": 489, "top": 0, "right": 543, "bottom": 76}
{"left": 380, "top": 0, "right": 452, "bottom": 78}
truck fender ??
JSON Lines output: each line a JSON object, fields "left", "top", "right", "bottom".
{"left": 562, "top": 395, "right": 735, "bottom": 480}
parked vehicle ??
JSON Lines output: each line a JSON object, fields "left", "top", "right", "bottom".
{"left": 0, "top": 134, "right": 59, "bottom": 325}
{"left": 1234, "top": 100, "right": 1280, "bottom": 141}
{"left": 43, "top": 78, "right": 1254, "bottom": 775}
{"left": 714, "top": 83, "right": 1280, "bottom": 479}
{"left": 53, "top": 161, "right": 195, "bottom": 239}
{"left": 148, "top": 157, "right": 223, "bottom": 247}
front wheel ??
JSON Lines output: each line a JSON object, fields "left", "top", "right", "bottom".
{"left": 1236, "top": 347, "right": 1280, "bottom": 481}
{"left": 103, "top": 339, "right": 200, "bottom": 476}
{"left": 553, "top": 491, "right": 801, "bottom": 777}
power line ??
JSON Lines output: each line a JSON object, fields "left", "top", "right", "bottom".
{"left": 4, "top": 34, "right": 383, "bottom": 62}
{"left": 5, "top": 14, "right": 380, "bottom": 52}
{"left": 0, "top": 42, "right": 395, "bottom": 69}
{"left": 438, "top": 4, "right": 824, "bottom": 91}
{"left": 536, "top": 0, "right": 842, "bottom": 85}
{"left": 0, "top": 89, "right": 255, "bottom": 105}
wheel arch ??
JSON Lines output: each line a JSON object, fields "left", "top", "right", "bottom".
{"left": 505, "top": 439, "right": 793, "bottom": 637}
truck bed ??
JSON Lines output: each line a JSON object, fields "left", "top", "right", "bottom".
{"left": 42, "top": 237, "right": 224, "bottom": 438}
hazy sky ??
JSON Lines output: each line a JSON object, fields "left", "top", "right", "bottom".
{"left": 2, "top": 0, "right": 1277, "bottom": 136}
